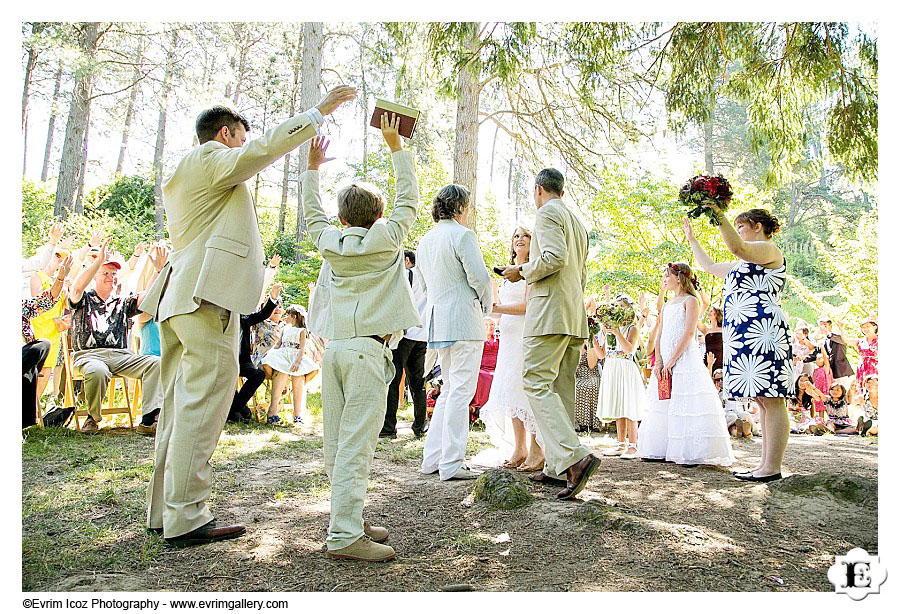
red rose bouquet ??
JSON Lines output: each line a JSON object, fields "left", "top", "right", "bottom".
{"left": 678, "top": 174, "right": 733, "bottom": 225}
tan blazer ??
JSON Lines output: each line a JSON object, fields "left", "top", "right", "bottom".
{"left": 304, "top": 150, "right": 422, "bottom": 340}
{"left": 141, "top": 113, "right": 318, "bottom": 321}
{"left": 521, "top": 198, "right": 589, "bottom": 339}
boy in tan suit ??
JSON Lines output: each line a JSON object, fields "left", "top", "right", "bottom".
{"left": 142, "top": 87, "right": 356, "bottom": 547}
{"left": 500, "top": 168, "right": 600, "bottom": 500}
{"left": 304, "top": 115, "right": 421, "bottom": 562}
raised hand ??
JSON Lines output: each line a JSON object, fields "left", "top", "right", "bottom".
{"left": 98, "top": 238, "right": 112, "bottom": 263}
{"left": 268, "top": 254, "right": 282, "bottom": 268}
{"left": 149, "top": 244, "right": 169, "bottom": 271}
{"left": 682, "top": 217, "right": 696, "bottom": 242}
{"left": 48, "top": 221, "right": 64, "bottom": 245}
{"left": 57, "top": 255, "right": 74, "bottom": 280}
{"left": 89, "top": 230, "right": 105, "bottom": 247}
{"left": 308, "top": 136, "right": 335, "bottom": 171}
{"left": 270, "top": 282, "right": 283, "bottom": 300}
{"left": 133, "top": 242, "right": 146, "bottom": 258}
{"left": 380, "top": 112, "right": 402, "bottom": 153}
{"left": 59, "top": 235, "right": 74, "bottom": 250}
{"left": 706, "top": 352, "right": 716, "bottom": 367}
{"left": 315, "top": 86, "right": 357, "bottom": 116}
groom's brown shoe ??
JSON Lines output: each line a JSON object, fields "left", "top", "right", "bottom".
{"left": 527, "top": 472, "right": 567, "bottom": 487}
{"left": 556, "top": 454, "right": 601, "bottom": 500}
{"left": 164, "top": 520, "right": 246, "bottom": 548}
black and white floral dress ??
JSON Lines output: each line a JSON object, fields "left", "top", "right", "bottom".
{"left": 722, "top": 260, "right": 794, "bottom": 399}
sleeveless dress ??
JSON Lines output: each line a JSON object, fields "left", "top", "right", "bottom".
{"left": 574, "top": 345, "right": 602, "bottom": 431}
{"left": 27, "top": 270, "right": 66, "bottom": 368}
{"left": 261, "top": 326, "right": 319, "bottom": 376}
{"left": 855, "top": 336, "right": 878, "bottom": 390}
{"left": 478, "top": 280, "right": 537, "bottom": 465}
{"left": 596, "top": 324, "right": 646, "bottom": 421}
{"left": 722, "top": 260, "right": 794, "bottom": 400}
{"left": 637, "top": 298, "right": 734, "bottom": 466}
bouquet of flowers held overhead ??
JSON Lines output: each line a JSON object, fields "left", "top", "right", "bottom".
{"left": 678, "top": 174, "right": 733, "bottom": 225}
{"left": 594, "top": 303, "right": 635, "bottom": 328}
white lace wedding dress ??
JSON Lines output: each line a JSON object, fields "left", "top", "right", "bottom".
{"left": 476, "top": 280, "right": 537, "bottom": 465}
{"left": 637, "top": 297, "right": 734, "bottom": 466}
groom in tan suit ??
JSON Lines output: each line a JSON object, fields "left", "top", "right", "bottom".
{"left": 500, "top": 168, "right": 600, "bottom": 500}
{"left": 142, "top": 87, "right": 356, "bottom": 547}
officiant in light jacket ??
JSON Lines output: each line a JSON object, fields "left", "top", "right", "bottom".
{"left": 415, "top": 186, "right": 493, "bottom": 481}
{"left": 141, "top": 87, "right": 356, "bottom": 547}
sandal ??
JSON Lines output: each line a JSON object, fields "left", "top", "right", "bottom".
{"left": 502, "top": 459, "right": 525, "bottom": 469}
{"left": 602, "top": 443, "right": 627, "bottom": 457}
{"left": 519, "top": 461, "right": 545, "bottom": 472}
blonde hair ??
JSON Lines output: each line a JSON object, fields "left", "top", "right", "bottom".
{"left": 508, "top": 226, "right": 532, "bottom": 265}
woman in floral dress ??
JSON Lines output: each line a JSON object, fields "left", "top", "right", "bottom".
{"left": 684, "top": 207, "right": 793, "bottom": 482}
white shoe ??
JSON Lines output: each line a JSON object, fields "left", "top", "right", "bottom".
{"left": 444, "top": 466, "right": 480, "bottom": 480}
{"left": 619, "top": 446, "right": 639, "bottom": 460}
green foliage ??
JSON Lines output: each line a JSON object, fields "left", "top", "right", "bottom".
{"left": 86, "top": 174, "right": 155, "bottom": 226}
{"left": 273, "top": 241, "right": 322, "bottom": 308}
{"left": 22, "top": 179, "right": 56, "bottom": 256}
{"left": 265, "top": 231, "right": 303, "bottom": 265}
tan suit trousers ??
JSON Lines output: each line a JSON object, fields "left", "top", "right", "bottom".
{"left": 146, "top": 301, "right": 239, "bottom": 538}
{"left": 73, "top": 348, "right": 162, "bottom": 420}
{"left": 522, "top": 334, "right": 591, "bottom": 478}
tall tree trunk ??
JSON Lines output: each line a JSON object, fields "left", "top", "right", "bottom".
{"left": 452, "top": 23, "right": 480, "bottom": 229}
{"left": 23, "top": 23, "right": 45, "bottom": 175}
{"left": 54, "top": 22, "right": 100, "bottom": 220}
{"left": 231, "top": 23, "right": 246, "bottom": 106}
{"left": 295, "top": 21, "right": 323, "bottom": 255}
{"left": 358, "top": 28, "right": 369, "bottom": 179}
{"left": 41, "top": 60, "right": 64, "bottom": 182}
{"left": 703, "top": 111, "right": 715, "bottom": 175}
{"left": 153, "top": 31, "right": 177, "bottom": 238}
{"left": 116, "top": 37, "right": 145, "bottom": 175}
{"left": 280, "top": 33, "right": 302, "bottom": 234}
{"left": 74, "top": 104, "right": 91, "bottom": 214}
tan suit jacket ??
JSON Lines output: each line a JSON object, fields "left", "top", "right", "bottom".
{"left": 304, "top": 150, "right": 422, "bottom": 341}
{"left": 142, "top": 113, "right": 318, "bottom": 321}
{"left": 521, "top": 198, "right": 589, "bottom": 339}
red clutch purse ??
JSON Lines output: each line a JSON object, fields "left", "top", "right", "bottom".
{"left": 658, "top": 372, "right": 672, "bottom": 400}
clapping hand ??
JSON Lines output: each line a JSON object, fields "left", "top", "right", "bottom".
{"left": 380, "top": 112, "right": 402, "bottom": 152}
{"left": 308, "top": 136, "right": 335, "bottom": 171}
{"left": 268, "top": 254, "right": 282, "bottom": 268}
{"left": 315, "top": 86, "right": 357, "bottom": 116}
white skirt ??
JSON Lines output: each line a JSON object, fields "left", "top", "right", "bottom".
{"left": 597, "top": 356, "right": 646, "bottom": 421}
{"left": 261, "top": 347, "right": 319, "bottom": 377}
{"left": 638, "top": 367, "right": 735, "bottom": 467}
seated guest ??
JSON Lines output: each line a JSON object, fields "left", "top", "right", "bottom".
{"left": 23, "top": 221, "right": 66, "bottom": 298}
{"left": 712, "top": 368, "right": 754, "bottom": 438}
{"left": 824, "top": 383, "right": 854, "bottom": 434}
{"left": 469, "top": 317, "right": 499, "bottom": 417}
{"left": 792, "top": 374, "right": 828, "bottom": 435}
{"left": 251, "top": 300, "right": 284, "bottom": 369}
{"left": 261, "top": 304, "right": 319, "bottom": 425}
{"left": 23, "top": 255, "right": 73, "bottom": 427}
{"left": 857, "top": 374, "right": 878, "bottom": 436}
{"left": 228, "top": 282, "right": 282, "bottom": 423}
{"left": 28, "top": 246, "right": 71, "bottom": 402}
{"left": 67, "top": 240, "right": 166, "bottom": 435}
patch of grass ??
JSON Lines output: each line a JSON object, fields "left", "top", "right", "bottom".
{"left": 439, "top": 527, "right": 494, "bottom": 553}
{"left": 768, "top": 473, "right": 878, "bottom": 506}
{"left": 572, "top": 502, "right": 646, "bottom": 533}
{"left": 376, "top": 437, "right": 426, "bottom": 463}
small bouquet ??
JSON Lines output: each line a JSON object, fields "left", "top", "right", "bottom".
{"left": 678, "top": 174, "right": 733, "bottom": 226}
{"left": 595, "top": 303, "right": 635, "bottom": 328}
{"left": 587, "top": 312, "right": 603, "bottom": 337}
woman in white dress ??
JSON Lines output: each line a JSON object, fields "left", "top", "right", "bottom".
{"left": 638, "top": 263, "right": 734, "bottom": 467}
{"left": 262, "top": 304, "right": 320, "bottom": 425}
{"left": 596, "top": 295, "right": 646, "bottom": 459}
{"left": 479, "top": 227, "right": 546, "bottom": 470}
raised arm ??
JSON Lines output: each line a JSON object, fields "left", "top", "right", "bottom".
{"left": 205, "top": 87, "right": 355, "bottom": 190}
{"left": 69, "top": 238, "right": 110, "bottom": 306}
{"left": 380, "top": 113, "right": 419, "bottom": 245}
{"left": 520, "top": 206, "right": 567, "bottom": 283}
{"left": 136, "top": 245, "right": 169, "bottom": 309}
{"left": 703, "top": 203, "right": 783, "bottom": 268}
{"left": 683, "top": 218, "right": 737, "bottom": 278}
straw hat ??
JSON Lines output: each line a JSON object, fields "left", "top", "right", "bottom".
{"left": 860, "top": 314, "right": 878, "bottom": 328}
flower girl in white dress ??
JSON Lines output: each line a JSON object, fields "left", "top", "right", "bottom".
{"left": 262, "top": 304, "right": 320, "bottom": 426}
{"left": 638, "top": 263, "right": 734, "bottom": 467}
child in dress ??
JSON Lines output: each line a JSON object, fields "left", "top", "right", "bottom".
{"left": 811, "top": 352, "right": 832, "bottom": 421}
{"left": 596, "top": 293, "right": 646, "bottom": 459}
{"left": 262, "top": 304, "right": 320, "bottom": 425}
{"left": 637, "top": 262, "right": 734, "bottom": 467}
{"left": 824, "top": 384, "right": 855, "bottom": 434}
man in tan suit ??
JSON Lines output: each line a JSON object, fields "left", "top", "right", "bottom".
{"left": 500, "top": 168, "right": 600, "bottom": 500}
{"left": 303, "top": 115, "right": 421, "bottom": 562}
{"left": 142, "top": 87, "right": 356, "bottom": 547}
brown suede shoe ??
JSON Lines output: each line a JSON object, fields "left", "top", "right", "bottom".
{"left": 81, "top": 417, "right": 99, "bottom": 434}
{"left": 556, "top": 454, "right": 601, "bottom": 500}
{"left": 527, "top": 472, "right": 567, "bottom": 487}
{"left": 326, "top": 536, "right": 396, "bottom": 562}
{"left": 363, "top": 521, "right": 389, "bottom": 543}
{"left": 135, "top": 422, "right": 157, "bottom": 436}
{"left": 164, "top": 520, "right": 246, "bottom": 548}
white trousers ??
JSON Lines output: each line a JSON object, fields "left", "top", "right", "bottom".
{"left": 421, "top": 340, "right": 483, "bottom": 479}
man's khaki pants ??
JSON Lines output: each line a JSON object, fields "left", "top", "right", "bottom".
{"left": 321, "top": 337, "right": 395, "bottom": 551}
{"left": 73, "top": 348, "right": 162, "bottom": 420}
{"left": 522, "top": 334, "right": 591, "bottom": 478}
{"left": 146, "top": 302, "right": 238, "bottom": 539}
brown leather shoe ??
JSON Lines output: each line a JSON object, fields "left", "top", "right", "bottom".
{"left": 164, "top": 520, "right": 246, "bottom": 548}
{"left": 527, "top": 471, "right": 567, "bottom": 487}
{"left": 556, "top": 454, "right": 601, "bottom": 501}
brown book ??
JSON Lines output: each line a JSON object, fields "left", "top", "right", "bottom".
{"left": 370, "top": 99, "right": 420, "bottom": 139}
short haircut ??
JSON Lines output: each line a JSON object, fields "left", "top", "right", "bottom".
{"left": 195, "top": 106, "right": 251, "bottom": 144}
{"left": 432, "top": 184, "right": 470, "bottom": 222}
{"left": 404, "top": 250, "right": 416, "bottom": 264}
{"left": 337, "top": 182, "right": 385, "bottom": 228}
{"left": 535, "top": 168, "right": 564, "bottom": 196}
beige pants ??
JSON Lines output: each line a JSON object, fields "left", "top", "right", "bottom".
{"left": 73, "top": 348, "right": 162, "bottom": 420}
{"left": 522, "top": 334, "right": 591, "bottom": 478}
{"left": 146, "top": 301, "right": 238, "bottom": 539}
{"left": 321, "top": 337, "right": 395, "bottom": 550}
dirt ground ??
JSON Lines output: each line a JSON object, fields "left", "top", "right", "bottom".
{"left": 23, "top": 417, "right": 877, "bottom": 593}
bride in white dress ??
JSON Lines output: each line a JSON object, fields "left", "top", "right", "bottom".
{"left": 638, "top": 262, "right": 734, "bottom": 467}
{"left": 477, "top": 227, "right": 545, "bottom": 471}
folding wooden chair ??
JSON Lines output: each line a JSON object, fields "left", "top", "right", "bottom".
{"left": 61, "top": 332, "right": 135, "bottom": 431}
